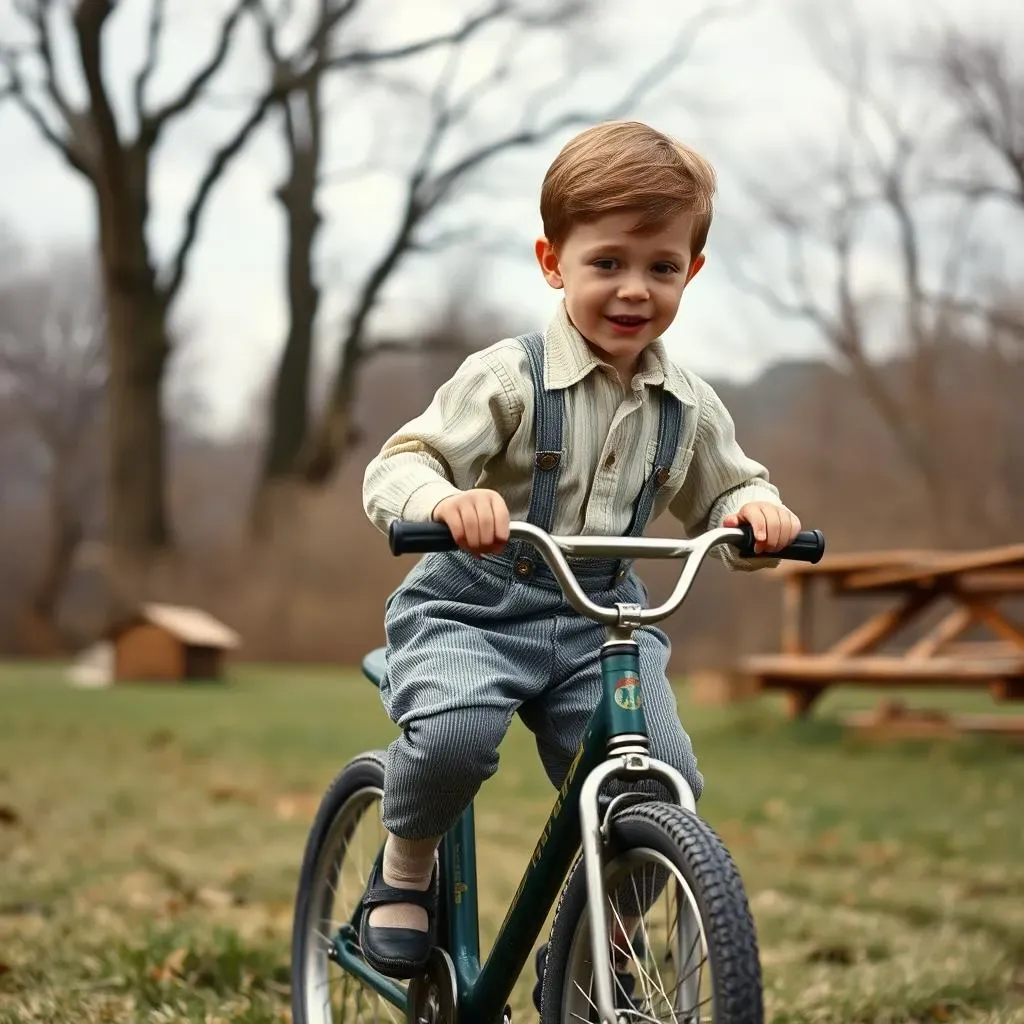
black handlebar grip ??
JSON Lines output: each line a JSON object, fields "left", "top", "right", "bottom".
{"left": 389, "top": 521, "right": 457, "bottom": 555}
{"left": 734, "top": 523, "right": 825, "bottom": 563}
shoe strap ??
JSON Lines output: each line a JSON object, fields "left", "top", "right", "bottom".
{"left": 362, "top": 880, "right": 435, "bottom": 912}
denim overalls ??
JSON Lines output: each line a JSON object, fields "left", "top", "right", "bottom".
{"left": 378, "top": 332, "right": 703, "bottom": 839}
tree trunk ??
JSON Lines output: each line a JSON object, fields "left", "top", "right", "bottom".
{"left": 250, "top": 196, "right": 320, "bottom": 538}
{"left": 106, "top": 277, "right": 170, "bottom": 552}
{"left": 301, "top": 374, "right": 361, "bottom": 486}
{"left": 95, "top": 158, "right": 172, "bottom": 595}
{"left": 19, "top": 474, "right": 84, "bottom": 655}
{"left": 250, "top": 83, "right": 323, "bottom": 542}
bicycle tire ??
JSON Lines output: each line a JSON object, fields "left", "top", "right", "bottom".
{"left": 539, "top": 801, "right": 763, "bottom": 1023}
{"left": 290, "top": 751, "right": 396, "bottom": 1024}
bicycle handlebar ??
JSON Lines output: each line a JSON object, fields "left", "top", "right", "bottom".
{"left": 389, "top": 520, "right": 825, "bottom": 627}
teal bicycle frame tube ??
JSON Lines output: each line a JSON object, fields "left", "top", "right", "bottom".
{"left": 335, "top": 641, "right": 646, "bottom": 1020}
{"left": 451, "top": 640, "right": 645, "bottom": 1022}
{"left": 334, "top": 640, "right": 647, "bottom": 1021}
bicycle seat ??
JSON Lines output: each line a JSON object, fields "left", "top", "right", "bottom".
{"left": 361, "top": 647, "right": 387, "bottom": 688}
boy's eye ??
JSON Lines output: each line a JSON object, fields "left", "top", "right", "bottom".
{"left": 652, "top": 262, "right": 679, "bottom": 275}
{"left": 592, "top": 258, "right": 617, "bottom": 270}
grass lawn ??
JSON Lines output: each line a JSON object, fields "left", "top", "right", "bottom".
{"left": 1, "top": 661, "right": 1023, "bottom": 1023}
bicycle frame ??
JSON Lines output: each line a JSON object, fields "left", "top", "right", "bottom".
{"left": 331, "top": 520, "right": 822, "bottom": 1022}
{"left": 333, "top": 634, "right": 696, "bottom": 1023}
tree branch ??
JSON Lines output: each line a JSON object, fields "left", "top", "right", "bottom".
{"left": 26, "top": 2, "right": 82, "bottom": 135}
{"left": 0, "top": 55, "right": 88, "bottom": 175}
{"left": 728, "top": 259, "right": 827, "bottom": 331}
{"left": 425, "top": 5, "right": 735, "bottom": 206}
{"left": 73, "top": 0, "right": 123, "bottom": 181}
{"left": 932, "top": 294, "right": 1024, "bottom": 340}
{"left": 319, "top": 0, "right": 509, "bottom": 76}
{"left": 937, "top": 31, "right": 1024, "bottom": 201}
{"left": 409, "top": 223, "right": 513, "bottom": 254}
{"left": 0, "top": 19, "right": 90, "bottom": 176}
{"left": 133, "top": 0, "right": 167, "bottom": 118}
{"left": 0, "top": 250, "right": 107, "bottom": 452}
{"left": 298, "top": 2, "right": 735, "bottom": 484}
{"left": 160, "top": 90, "right": 279, "bottom": 302}
{"left": 141, "top": 0, "right": 253, "bottom": 140}
{"left": 300, "top": 0, "right": 362, "bottom": 61}
{"left": 927, "top": 176, "right": 1021, "bottom": 205}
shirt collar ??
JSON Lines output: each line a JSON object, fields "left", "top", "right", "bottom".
{"left": 543, "top": 301, "right": 696, "bottom": 406}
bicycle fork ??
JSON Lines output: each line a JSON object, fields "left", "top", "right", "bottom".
{"left": 578, "top": 618, "right": 698, "bottom": 1024}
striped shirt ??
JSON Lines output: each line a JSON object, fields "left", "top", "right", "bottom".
{"left": 363, "top": 302, "right": 782, "bottom": 552}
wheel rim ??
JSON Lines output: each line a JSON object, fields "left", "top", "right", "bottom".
{"left": 561, "top": 848, "right": 713, "bottom": 1023}
{"left": 298, "top": 783, "right": 406, "bottom": 1024}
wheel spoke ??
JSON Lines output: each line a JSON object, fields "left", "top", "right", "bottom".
{"left": 551, "top": 805, "right": 762, "bottom": 1023}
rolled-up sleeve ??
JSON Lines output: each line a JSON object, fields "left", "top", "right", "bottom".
{"left": 362, "top": 350, "right": 520, "bottom": 534}
{"left": 669, "top": 378, "right": 782, "bottom": 570}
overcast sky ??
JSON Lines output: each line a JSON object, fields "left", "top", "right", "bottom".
{"left": 0, "top": 0, "right": 1018, "bottom": 435}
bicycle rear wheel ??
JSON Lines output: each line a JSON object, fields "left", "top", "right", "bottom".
{"left": 290, "top": 751, "right": 406, "bottom": 1024}
{"left": 539, "top": 801, "right": 763, "bottom": 1024}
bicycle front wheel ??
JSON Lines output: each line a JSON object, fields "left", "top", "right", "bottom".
{"left": 539, "top": 801, "right": 763, "bottom": 1024}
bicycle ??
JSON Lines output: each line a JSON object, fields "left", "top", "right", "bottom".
{"left": 290, "top": 519, "right": 825, "bottom": 1024}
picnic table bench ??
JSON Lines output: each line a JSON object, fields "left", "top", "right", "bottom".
{"left": 740, "top": 542, "right": 1024, "bottom": 730}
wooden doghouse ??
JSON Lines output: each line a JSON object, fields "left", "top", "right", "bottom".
{"left": 107, "top": 603, "right": 241, "bottom": 683}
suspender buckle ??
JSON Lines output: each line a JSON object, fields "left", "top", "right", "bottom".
{"left": 514, "top": 556, "right": 535, "bottom": 578}
{"left": 535, "top": 451, "right": 561, "bottom": 472}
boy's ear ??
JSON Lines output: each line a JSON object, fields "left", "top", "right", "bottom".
{"left": 535, "top": 237, "right": 564, "bottom": 289}
{"left": 685, "top": 252, "right": 706, "bottom": 285}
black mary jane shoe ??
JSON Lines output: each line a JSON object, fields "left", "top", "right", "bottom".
{"left": 358, "top": 852, "right": 437, "bottom": 980}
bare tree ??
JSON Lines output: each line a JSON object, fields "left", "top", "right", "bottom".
{"left": 248, "top": 0, "right": 527, "bottom": 533}
{"left": 0, "top": 0, "right": 278, "bottom": 585}
{"left": 729, "top": 11, "right": 1020, "bottom": 544}
{"left": 934, "top": 28, "right": 1024, "bottom": 205}
{"left": 250, "top": 1, "right": 735, "bottom": 535}
{"left": 0, "top": 0, "right": 494, "bottom": 581}
{"left": 0, "top": 243, "right": 106, "bottom": 652}
{"left": 925, "top": 26, "right": 1024, "bottom": 348}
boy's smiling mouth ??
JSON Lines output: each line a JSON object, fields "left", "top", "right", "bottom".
{"left": 605, "top": 314, "right": 650, "bottom": 333}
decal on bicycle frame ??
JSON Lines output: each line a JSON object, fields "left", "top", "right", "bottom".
{"left": 614, "top": 676, "right": 643, "bottom": 711}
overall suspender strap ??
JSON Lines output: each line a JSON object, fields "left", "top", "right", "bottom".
{"left": 507, "top": 330, "right": 684, "bottom": 586}
{"left": 511, "top": 331, "right": 563, "bottom": 579}
{"left": 626, "top": 391, "right": 684, "bottom": 538}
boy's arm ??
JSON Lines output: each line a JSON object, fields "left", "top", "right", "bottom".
{"left": 669, "top": 377, "right": 783, "bottom": 570}
{"left": 362, "top": 350, "right": 520, "bottom": 534}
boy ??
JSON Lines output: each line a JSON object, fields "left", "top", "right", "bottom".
{"left": 360, "top": 120, "right": 801, "bottom": 979}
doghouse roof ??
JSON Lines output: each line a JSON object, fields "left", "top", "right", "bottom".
{"left": 110, "top": 603, "right": 241, "bottom": 650}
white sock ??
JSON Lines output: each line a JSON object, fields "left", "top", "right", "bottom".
{"left": 368, "top": 832, "right": 439, "bottom": 932}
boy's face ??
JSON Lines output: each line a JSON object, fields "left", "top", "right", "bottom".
{"left": 535, "top": 210, "right": 705, "bottom": 377}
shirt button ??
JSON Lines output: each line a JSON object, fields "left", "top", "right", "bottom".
{"left": 605, "top": 453, "right": 616, "bottom": 468}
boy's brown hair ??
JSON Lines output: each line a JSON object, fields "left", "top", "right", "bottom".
{"left": 540, "top": 121, "right": 716, "bottom": 255}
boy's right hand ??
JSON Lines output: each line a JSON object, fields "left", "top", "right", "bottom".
{"left": 432, "top": 489, "right": 510, "bottom": 555}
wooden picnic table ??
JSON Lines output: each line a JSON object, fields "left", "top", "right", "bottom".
{"left": 742, "top": 542, "right": 1024, "bottom": 723}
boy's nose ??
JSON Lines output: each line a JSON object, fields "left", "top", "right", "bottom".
{"left": 617, "top": 275, "right": 649, "bottom": 300}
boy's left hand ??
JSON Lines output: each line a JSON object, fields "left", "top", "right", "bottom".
{"left": 722, "top": 502, "right": 802, "bottom": 554}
